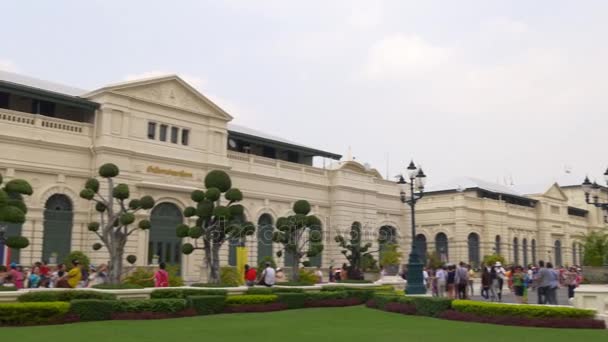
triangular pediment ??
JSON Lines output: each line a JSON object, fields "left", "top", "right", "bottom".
{"left": 543, "top": 183, "right": 568, "bottom": 201}
{"left": 85, "top": 75, "right": 232, "bottom": 121}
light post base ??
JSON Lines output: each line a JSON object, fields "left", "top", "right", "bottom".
{"left": 405, "top": 252, "right": 426, "bottom": 295}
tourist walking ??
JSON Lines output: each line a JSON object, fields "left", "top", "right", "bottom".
{"left": 546, "top": 262, "right": 559, "bottom": 305}
{"left": 467, "top": 264, "right": 475, "bottom": 297}
{"left": 511, "top": 266, "right": 525, "bottom": 303}
{"left": 153, "top": 262, "right": 169, "bottom": 287}
{"left": 455, "top": 262, "right": 469, "bottom": 300}
{"left": 480, "top": 266, "right": 492, "bottom": 300}
{"left": 536, "top": 260, "right": 551, "bottom": 304}
{"left": 8, "top": 263, "right": 24, "bottom": 289}
{"left": 563, "top": 266, "right": 579, "bottom": 299}
{"left": 492, "top": 262, "right": 505, "bottom": 302}
{"left": 446, "top": 265, "right": 456, "bottom": 299}
{"left": 436, "top": 266, "right": 447, "bottom": 297}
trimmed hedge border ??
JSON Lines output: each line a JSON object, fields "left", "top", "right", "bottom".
{"left": 440, "top": 310, "right": 606, "bottom": 330}
{"left": 151, "top": 288, "right": 227, "bottom": 299}
{"left": 188, "top": 295, "right": 226, "bottom": 315}
{"left": 0, "top": 302, "right": 70, "bottom": 326}
{"left": 18, "top": 290, "right": 116, "bottom": 302}
{"left": 451, "top": 300, "right": 596, "bottom": 319}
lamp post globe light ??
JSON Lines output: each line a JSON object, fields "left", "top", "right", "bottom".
{"left": 582, "top": 170, "right": 608, "bottom": 213}
{"left": 397, "top": 160, "right": 427, "bottom": 295}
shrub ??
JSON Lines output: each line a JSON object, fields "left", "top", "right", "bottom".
{"left": 151, "top": 288, "right": 227, "bottom": 299}
{"left": 64, "top": 251, "right": 90, "bottom": 270}
{"left": 385, "top": 301, "right": 417, "bottom": 315}
{"left": 0, "top": 302, "right": 70, "bottom": 326}
{"left": 369, "top": 293, "right": 406, "bottom": 310}
{"left": 440, "top": 310, "right": 606, "bottom": 329}
{"left": 188, "top": 295, "right": 226, "bottom": 315}
{"left": 271, "top": 287, "right": 305, "bottom": 293}
{"left": 276, "top": 293, "right": 307, "bottom": 309}
{"left": 70, "top": 300, "right": 115, "bottom": 321}
{"left": 0, "top": 286, "right": 17, "bottom": 291}
{"left": 225, "top": 295, "right": 278, "bottom": 305}
{"left": 337, "top": 279, "right": 373, "bottom": 284}
{"left": 92, "top": 283, "right": 144, "bottom": 289}
{"left": 451, "top": 300, "right": 596, "bottom": 319}
{"left": 18, "top": 291, "right": 115, "bottom": 302}
{"left": 191, "top": 283, "right": 239, "bottom": 288}
{"left": 297, "top": 269, "right": 318, "bottom": 285}
{"left": 220, "top": 266, "right": 242, "bottom": 286}
{"left": 223, "top": 302, "right": 288, "bottom": 313}
{"left": 124, "top": 267, "right": 154, "bottom": 287}
{"left": 345, "top": 289, "right": 376, "bottom": 302}
{"left": 245, "top": 287, "right": 273, "bottom": 295}
{"left": 275, "top": 281, "right": 315, "bottom": 286}
{"left": 112, "top": 299, "right": 188, "bottom": 313}
{"left": 410, "top": 297, "right": 452, "bottom": 317}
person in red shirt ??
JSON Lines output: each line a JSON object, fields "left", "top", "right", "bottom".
{"left": 153, "top": 262, "right": 169, "bottom": 287}
{"left": 244, "top": 264, "right": 257, "bottom": 287}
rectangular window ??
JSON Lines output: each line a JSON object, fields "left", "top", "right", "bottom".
{"left": 159, "top": 124, "right": 168, "bottom": 141}
{"left": 147, "top": 122, "right": 156, "bottom": 139}
{"left": 181, "top": 129, "right": 190, "bottom": 146}
{"left": 171, "top": 126, "right": 178, "bottom": 143}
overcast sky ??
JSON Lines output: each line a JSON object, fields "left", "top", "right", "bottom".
{"left": 1, "top": 1, "right": 607, "bottom": 188}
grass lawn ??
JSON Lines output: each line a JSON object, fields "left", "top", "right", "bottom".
{"left": 6, "top": 306, "right": 607, "bottom": 341}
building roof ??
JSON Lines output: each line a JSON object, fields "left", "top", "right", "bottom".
{"left": 426, "top": 176, "right": 523, "bottom": 197}
{"left": 0, "top": 70, "right": 87, "bottom": 97}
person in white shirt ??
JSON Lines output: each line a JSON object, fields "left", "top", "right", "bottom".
{"left": 314, "top": 267, "right": 323, "bottom": 283}
{"left": 260, "top": 263, "right": 276, "bottom": 287}
{"left": 435, "top": 266, "right": 447, "bottom": 297}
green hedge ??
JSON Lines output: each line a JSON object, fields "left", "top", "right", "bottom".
{"left": 225, "top": 295, "right": 278, "bottom": 305}
{"left": 321, "top": 285, "right": 393, "bottom": 292}
{"left": 191, "top": 283, "right": 239, "bottom": 288}
{"left": 92, "top": 283, "right": 144, "bottom": 289}
{"left": 18, "top": 290, "right": 116, "bottom": 302}
{"left": 451, "top": 300, "right": 596, "bottom": 319}
{"left": 151, "top": 288, "right": 227, "bottom": 299}
{"left": 0, "top": 286, "right": 17, "bottom": 292}
{"left": 276, "top": 293, "right": 307, "bottom": 309}
{"left": 112, "top": 299, "right": 188, "bottom": 313}
{"left": 410, "top": 297, "right": 452, "bottom": 317}
{"left": 188, "top": 295, "right": 226, "bottom": 315}
{"left": 70, "top": 300, "right": 115, "bottom": 321}
{"left": 246, "top": 287, "right": 305, "bottom": 295}
{"left": 0, "top": 302, "right": 70, "bottom": 326}
{"left": 337, "top": 279, "right": 373, "bottom": 284}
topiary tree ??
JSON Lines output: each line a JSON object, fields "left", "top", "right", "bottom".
{"left": 178, "top": 170, "right": 255, "bottom": 284}
{"left": 581, "top": 231, "right": 608, "bottom": 266}
{"left": 79, "top": 163, "right": 156, "bottom": 284}
{"left": 335, "top": 221, "right": 376, "bottom": 280}
{"left": 0, "top": 173, "right": 32, "bottom": 253}
{"left": 272, "top": 200, "right": 324, "bottom": 281}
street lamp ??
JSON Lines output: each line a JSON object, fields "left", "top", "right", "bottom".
{"left": 582, "top": 171, "right": 608, "bottom": 213}
{"left": 397, "top": 160, "right": 427, "bottom": 295}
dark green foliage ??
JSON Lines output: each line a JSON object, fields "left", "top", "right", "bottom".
{"left": 4, "top": 179, "right": 33, "bottom": 195}
{"left": 64, "top": 251, "right": 90, "bottom": 270}
{"left": 92, "top": 242, "right": 103, "bottom": 250}
{"left": 205, "top": 187, "right": 221, "bottom": 201}
{"left": 0, "top": 189, "right": 7, "bottom": 205}
{"left": 138, "top": 219, "right": 151, "bottom": 230}
{"left": 184, "top": 206, "right": 197, "bottom": 217}
{"left": 18, "top": 291, "right": 115, "bottom": 302}
{"left": 0, "top": 205, "right": 25, "bottom": 224}
{"left": 191, "top": 190, "right": 206, "bottom": 202}
{"left": 0, "top": 286, "right": 17, "bottom": 291}
{"left": 197, "top": 200, "right": 214, "bottom": 217}
{"left": 128, "top": 199, "right": 141, "bottom": 210}
{"left": 451, "top": 300, "right": 595, "bottom": 318}
{"left": 0, "top": 302, "right": 70, "bottom": 325}
{"left": 276, "top": 293, "right": 307, "bottom": 309}
{"left": 70, "top": 300, "right": 115, "bottom": 321}
{"left": 293, "top": 200, "right": 311, "bottom": 215}
{"left": 191, "top": 283, "right": 239, "bottom": 288}
{"left": 88, "top": 222, "right": 100, "bottom": 232}
{"left": 204, "top": 170, "right": 232, "bottom": 192}
{"left": 228, "top": 204, "right": 244, "bottom": 217}
{"left": 113, "top": 183, "right": 130, "bottom": 199}
{"left": 5, "top": 236, "right": 29, "bottom": 248}
{"left": 92, "top": 283, "right": 144, "bottom": 289}
{"left": 85, "top": 178, "right": 100, "bottom": 192}
{"left": 187, "top": 295, "right": 226, "bottom": 315}
{"left": 6, "top": 198, "right": 27, "bottom": 214}
{"left": 258, "top": 256, "right": 277, "bottom": 271}
{"left": 176, "top": 224, "right": 189, "bottom": 238}
{"left": 246, "top": 287, "right": 306, "bottom": 295}
{"left": 189, "top": 226, "right": 203, "bottom": 239}
{"left": 335, "top": 221, "right": 376, "bottom": 279}
{"left": 99, "top": 163, "right": 119, "bottom": 178}
{"left": 139, "top": 195, "right": 155, "bottom": 209}
{"left": 95, "top": 202, "right": 107, "bottom": 212}
{"left": 151, "top": 288, "right": 228, "bottom": 299}
{"left": 126, "top": 254, "right": 137, "bottom": 264}
{"left": 411, "top": 297, "right": 453, "bottom": 317}
{"left": 225, "top": 188, "right": 243, "bottom": 201}
{"left": 182, "top": 243, "right": 194, "bottom": 254}
{"left": 213, "top": 205, "right": 230, "bottom": 218}
{"left": 112, "top": 299, "right": 188, "bottom": 313}
{"left": 581, "top": 231, "right": 608, "bottom": 266}
{"left": 120, "top": 212, "right": 135, "bottom": 225}
{"left": 79, "top": 188, "right": 95, "bottom": 200}
{"left": 220, "top": 266, "right": 242, "bottom": 286}
{"left": 245, "top": 288, "right": 273, "bottom": 295}
{"left": 225, "top": 295, "right": 278, "bottom": 305}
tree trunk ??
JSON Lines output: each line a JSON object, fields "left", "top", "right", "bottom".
{"left": 107, "top": 234, "right": 126, "bottom": 285}
{"left": 292, "top": 252, "right": 300, "bottom": 282}
{"left": 209, "top": 244, "right": 221, "bottom": 284}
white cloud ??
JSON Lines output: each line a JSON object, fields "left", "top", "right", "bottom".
{"left": 364, "top": 34, "right": 451, "bottom": 80}
{"left": 124, "top": 70, "right": 206, "bottom": 91}
{"left": 0, "top": 59, "right": 19, "bottom": 72}
{"left": 347, "top": 2, "right": 383, "bottom": 30}
{"left": 484, "top": 17, "right": 529, "bottom": 35}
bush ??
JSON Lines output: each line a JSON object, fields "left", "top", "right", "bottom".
{"left": 188, "top": 295, "right": 226, "bottom": 315}
{"left": 191, "top": 283, "right": 239, "bottom": 288}
{"left": 225, "top": 295, "right": 278, "bottom": 305}
{"left": 451, "top": 300, "right": 596, "bottom": 319}
{"left": 410, "top": 297, "right": 452, "bottom": 317}
{"left": 0, "top": 302, "right": 70, "bottom": 326}
{"left": 0, "top": 286, "right": 17, "bottom": 291}
{"left": 337, "top": 279, "right": 373, "bottom": 284}
{"left": 92, "top": 283, "right": 144, "bottom": 289}
{"left": 112, "top": 299, "right": 188, "bottom": 313}
{"left": 276, "top": 293, "right": 307, "bottom": 309}
{"left": 345, "top": 289, "right": 376, "bottom": 302}
{"left": 124, "top": 267, "right": 154, "bottom": 287}
{"left": 70, "top": 300, "right": 115, "bottom": 321}
{"left": 246, "top": 287, "right": 305, "bottom": 295}
{"left": 275, "top": 281, "right": 315, "bottom": 286}
{"left": 220, "top": 266, "right": 242, "bottom": 286}
{"left": 64, "top": 251, "right": 90, "bottom": 270}
{"left": 271, "top": 287, "right": 305, "bottom": 293}
{"left": 223, "top": 302, "right": 288, "bottom": 313}
{"left": 18, "top": 291, "right": 115, "bottom": 302}
{"left": 151, "top": 288, "right": 227, "bottom": 299}
{"left": 440, "top": 310, "right": 605, "bottom": 329}
{"left": 297, "top": 269, "right": 318, "bottom": 285}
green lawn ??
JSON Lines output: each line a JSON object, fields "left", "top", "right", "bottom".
{"left": 5, "top": 306, "right": 607, "bottom": 341}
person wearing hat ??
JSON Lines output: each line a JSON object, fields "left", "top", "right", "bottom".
{"left": 9, "top": 262, "right": 24, "bottom": 289}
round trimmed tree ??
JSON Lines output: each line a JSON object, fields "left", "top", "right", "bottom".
{"left": 0, "top": 173, "right": 32, "bottom": 253}
{"left": 273, "top": 200, "right": 324, "bottom": 281}
{"left": 178, "top": 170, "right": 254, "bottom": 284}
{"left": 335, "top": 221, "right": 376, "bottom": 280}
{"left": 80, "top": 163, "right": 156, "bottom": 284}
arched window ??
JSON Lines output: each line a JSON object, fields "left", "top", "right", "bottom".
{"left": 149, "top": 203, "right": 183, "bottom": 266}
{"left": 513, "top": 237, "right": 519, "bottom": 265}
{"left": 467, "top": 233, "right": 480, "bottom": 266}
{"left": 378, "top": 225, "right": 397, "bottom": 261}
{"left": 572, "top": 241, "right": 577, "bottom": 265}
{"left": 257, "top": 214, "right": 274, "bottom": 263}
{"left": 42, "top": 194, "right": 73, "bottom": 263}
{"left": 522, "top": 238, "right": 528, "bottom": 266}
{"left": 531, "top": 239, "right": 537, "bottom": 265}
{"left": 554, "top": 240, "right": 562, "bottom": 266}
{"left": 435, "top": 233, "right": 448, "bottom": 263}
{"left": 578, "top": 243, "right": 583, "bottom": 266}
{"left": 414, "top": 234, "right": 427, "bottom": 265}
{"left": 495, "top": 235, "right": 501, "bottom": 255}
{"left": 1, "top": 192, "right": 23, "bottom": 264}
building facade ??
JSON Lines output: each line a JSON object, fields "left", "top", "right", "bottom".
{"left": 0, "top": 71, "right": 406, "bottom": 282}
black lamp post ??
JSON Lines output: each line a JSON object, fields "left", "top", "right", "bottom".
{"left": 397, "top": 160, "right": 427, "bottom": 295}
{"left": 582, "top": 172, "right": 608, "bottom": 212}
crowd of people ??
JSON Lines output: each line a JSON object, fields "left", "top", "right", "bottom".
{"left": 0, "top": 260, "right": 110, "bottom": 289}
{"left": 423, "top": 260, "right": 583, "bottom": 305}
